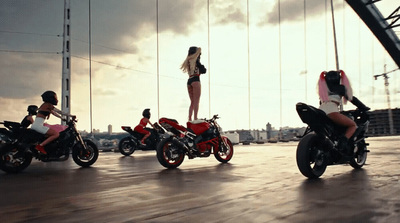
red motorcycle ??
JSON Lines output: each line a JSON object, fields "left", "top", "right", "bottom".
{"left": 156, "top": 115, "right": 234, "bottom": 168}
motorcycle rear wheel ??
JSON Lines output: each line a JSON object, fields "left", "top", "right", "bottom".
{"left": 119, "top": 136, "right": 137, "bottom": 156}
{"left": 349, "top": 139, "right": 368, "bottom": 169}
{"left": 0, "top": 144, "right": 32, "bottom": 173}
{"left": 156, "top": 138, "right": 185, "bottom": 169}
{"left": 214, "top": 137, "right": 234, "bottom": 163}
{"left": 72, "top": 139, "right": 98, "bottom": 167}
{"left": 296, "top": 133, "right": 327, "bottom": 179}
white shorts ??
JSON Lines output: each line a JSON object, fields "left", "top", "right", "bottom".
{"left": 31, "top": 117, "right": 50, "bottom": 134}
{"left": 319, "top": 101, "right": 339, "bottom": 115}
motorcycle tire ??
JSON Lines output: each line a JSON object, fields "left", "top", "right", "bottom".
{"left": 0, "top": 144, "right": 32, "bottom": 173}
{"left": 214, "top": 137, "right": 234, "bottom": 163}
{"left": 72, "top": 139, "right": 99, "bottom": 167}
{"left": 156, "top": 137, "right": 185, "bottom": 169}
{"left": 118, "top": 136, "right": 137, "bottom": 156}
{"left": 349, "top": 139, "right": 368, "bottom": 169}
{"left": 296, "top": 133, "right": 327, "bottom": 179}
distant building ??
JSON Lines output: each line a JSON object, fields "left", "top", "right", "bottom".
{"left": 108, "top": 124, "right": 112, "bottom": 135}
{"left": 368, "top": 108, "right": 400, "bottom": 136}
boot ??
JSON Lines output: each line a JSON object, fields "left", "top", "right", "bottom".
{"left": 35, "top": 144, "right": 47, "bottom": 155}
{"left": 337, "top": 136, "right": 352, "bottom": 156}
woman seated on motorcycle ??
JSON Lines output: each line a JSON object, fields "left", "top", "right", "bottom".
{"left": 31, "top": 91, "right": 75, "bottom": 155}
{"left": 318, "top": 70, "right": 369, "bottom": 156}
{"left": 134, "top": 108, "right": 155, "bottom": 146}
{"left": 20, "top": 105, "right": 38, "bottom": 128}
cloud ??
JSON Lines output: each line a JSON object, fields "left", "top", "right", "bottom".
{"left": 0, "top": 53, "right": 61, "bottom": 99}
{"left": 259, "top": 0, "right": 343, "bottom": 26}
{"left": 0, "top": 0, "right": 201, "bottom": 100}
{"left": 211, "top": 0, "right": 247, "bottom": 27}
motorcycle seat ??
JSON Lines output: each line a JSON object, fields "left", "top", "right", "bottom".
{"left": 296, "top": 102, "right": 332, "bottom": 125}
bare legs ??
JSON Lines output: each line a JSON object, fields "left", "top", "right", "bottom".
{"left": 141, "top": 133, "right": 151, "bottom": 144}
{"left": 327, "top": 112, "right": 357, "bottom": 139}
{"left": 35, "top": 128, "right": 59, "bottom": 154}
{"left": 41, "top": 128, "right": 59, "bottom": 146}
{"left": 187, "top": 81, "right": 201, "bottom": 121}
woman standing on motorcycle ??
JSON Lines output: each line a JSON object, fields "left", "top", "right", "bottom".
{"left": 318, "top": 70, "right": 368, "bottom": 155}
{"left": 31, "top": 91, "right": 75, "bottom": 154}
{"left": 181, "top": 46, "right": 207, "bottom": 121}
{"left": 134, "top": 109, "right": 155, "bottom": 145}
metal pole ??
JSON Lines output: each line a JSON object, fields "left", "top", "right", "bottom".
{"left": 278, "top": 0, "right": 282, "bottom": 138}
{"left": 208, "top": 0, "right": 211, "bottom": 118}
{"left": 156, "top": 0, "right": 160, "bottom": 120}
{"left": 247, "top": 0, "right": 251, "bottom": 129}
{"left": 303, "top": 0, "right": 307, "bottom": 103}
{"left": 330, "top": 0, "right": 339, "bottom": 71}
{"left": 89, "top": 0, "right": 93, "bottom": 134}
{"left": 330, "top": 0, "right": 342, "bottom": 111}
{"left": 61, "top": 0, "right": 71, "bottom": 126}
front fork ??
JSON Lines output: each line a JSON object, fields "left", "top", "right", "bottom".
{"left": 76, "top": 134, "right": 88, "bottom": 150}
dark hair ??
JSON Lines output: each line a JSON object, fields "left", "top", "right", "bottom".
{"left": 325, "top": 71, "right": 341, "bottom": 86}
{"left": 41, "top": 90, "right": 58, "bottom": 105}
{"left": 142, "top": 108, "right": 151, "bottom": 119}
{"left": 188, "top": 46, "right": 197, "bottom": 56}
{"left": 27, "top": 105, "right": 38, "bottom": 115}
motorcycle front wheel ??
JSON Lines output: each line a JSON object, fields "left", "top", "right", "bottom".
{"left": 156, "top": 138, "right": 185, "bottom": 169}
{"left": 296, "top": 133, "right": 327, "bottom": 179}
{"left": 0, "top": 144, "right": 32, "bottom": 173}
{"left": 214, "top": 137, "right": 234, "bottom": 163}
{"left": 118, "top": 136, "right": 137, "bottom": 156}
{"left": 72, "top": 139, "right": 99, "bottom": 167}
{"left": 349, "top": 139, "right": 368, "bottom": 169}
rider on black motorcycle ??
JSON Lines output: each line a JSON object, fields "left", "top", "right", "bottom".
{"left": 133, "top": 108, "right": 155, "bottom": 146}
{"left": 318, "top": 70, "right": 370, "bottom": 156}
{"left": 31, "top": 91, "right": 75, "bottom": 154}
{"left": 20, "top": 105, "right": 38, "bottom": 128}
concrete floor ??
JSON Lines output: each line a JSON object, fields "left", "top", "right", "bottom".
{"left": 0, "top": 136, "right": 399, "bottom": 223}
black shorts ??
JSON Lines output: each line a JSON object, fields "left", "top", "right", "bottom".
{"left": 187, "top": 76, "right": 200, "bottom": 85}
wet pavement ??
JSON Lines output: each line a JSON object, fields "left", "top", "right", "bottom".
{"left": 0, "top": 136, "right": 399, "bottom": 223}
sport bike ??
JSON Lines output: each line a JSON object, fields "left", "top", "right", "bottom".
{"left": 118, "top": 122, "right": 165, "bottom": 156}
{"left": 295, "top": 102, "right": 370, "bottom": 179}
{"left": 156, "top": 115, "right": 234, "bottom": 169}
{"left": 0, "top": 116, "right": 98, "bottom": 173}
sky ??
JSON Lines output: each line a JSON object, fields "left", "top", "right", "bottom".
{"left": 0, "top": 0, "right": 399, "bottom": 133}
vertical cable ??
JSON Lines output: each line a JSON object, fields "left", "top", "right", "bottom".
{"left": 303, "top": 0, "right": 307, "bottom": 103}
{"left": 89, "top": 0, "right": 93, "bottom": 134}
{"left": 325, "top": 0, "right": 328, "bottom": 69}
{"left": 156, "top": 0, "right": 160, "bottom": 120}
{"left": 247, "top": 0, "right": 251, "bottom": 129}
{"left": 278, "top": 0, "right": 282, "bottom": 131}
{"left": 359, "top": 19, "right": 361, "bottom": 96}
{"left": 208, "top": 0, "right": 211, "bottom": 117}
{"left": 330, "top": 0, "right": 339, "bottom": 71}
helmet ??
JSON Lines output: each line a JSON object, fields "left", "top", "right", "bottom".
{"left": 188, "top": 46, "right": 198, "bottom": 56}
{"left": 142, "top": 108, "right": 151, "bottom": 119}
{"left": 41, "top": 90, "right": 58, "bottom": 105}
{"left": 27, "top": 105, "right": 38, "bottom": 115}
{"left": 324, "top": 70, "right": 341, "bottom": 89}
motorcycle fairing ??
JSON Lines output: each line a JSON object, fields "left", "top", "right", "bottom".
{"left": 187, "top": 121, "right": 210, "bottom": 135}
{"left": 159, "top": 118, "right": 186, "bottom": 134}
{"left": 296, "top": 102, "right": 343, "bottom": 138}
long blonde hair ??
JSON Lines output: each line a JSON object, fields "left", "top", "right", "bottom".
{"left": 180, "top": 47, "right": 201, "bottom": 75}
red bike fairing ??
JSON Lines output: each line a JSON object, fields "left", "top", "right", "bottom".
{"left": 186, "top": 121, "right": 210, "bottom": 135}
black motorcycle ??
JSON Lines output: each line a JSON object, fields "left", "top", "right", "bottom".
{"left": 118, "top": 123, "right": 165, "bottom": 156}
{"left": 0, "top": 116, "right": 98, "bottom": 173}
{"left": 295, "top": 102, "right": 370, "bottom": 179}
